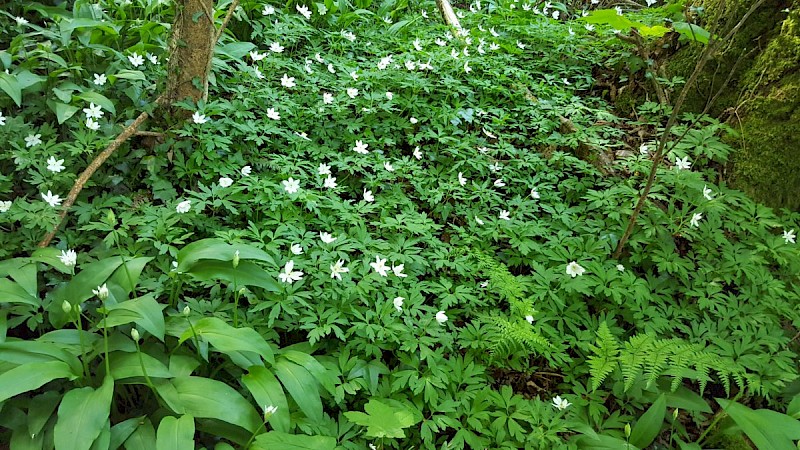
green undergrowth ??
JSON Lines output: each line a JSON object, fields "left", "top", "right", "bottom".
{"left": 0, "top": 0, "right": 799, "bottom": 449}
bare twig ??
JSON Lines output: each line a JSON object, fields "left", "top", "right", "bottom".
{"left": 38, "top": 111, "right": 152, "bottom": 247}
{"left": 612, "top": 0, "right": 767, "bottom": 259}
{"left": 134, "top": 130, "right": 165, "bottom": 137}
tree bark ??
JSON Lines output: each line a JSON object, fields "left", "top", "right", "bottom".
{"left": 164, "top": 0, "right": 216, "bottom": 110}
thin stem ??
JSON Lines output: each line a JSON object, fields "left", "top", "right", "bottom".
{"left": 697, "top": 390, "right": 744, "bottom": 445}
{"left": 612, "top": 0, "right": 766, "bottom": 260}
{"left": 73, "top": 312, "right": 90, "bottom": 383}
{"left": 244, "top": 421, "right": 268, "bottom": 448}
{"left": 102, "top": 306, "right": 110, "bottom": 375}
{"left": 134, "top": 339, "right": 159, "bottom": 399}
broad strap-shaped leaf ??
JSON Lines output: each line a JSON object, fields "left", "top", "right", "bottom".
{"left": 123, "top": 418, "right": 156, "bottom": 450}
{"left": 109, "top": 416, "right": 145, "bottom": 450}
{"left": 0, "top": 361, "right": 75, "bottom": 403}
{"left": 77, "top": 91, "right": 116, "bottom": 115}
{"left": 184, "top": 260, "right": 280, "bottom": 293}
{"left": 0, "top": 340, "right": 83, "bottom": 375}
{"left": 274, "top": 359, "right": 323, "bottom": 422}
{"left": 106, "top": 257, "right": 154, "bottom": 299}
{"left": 156, "top": 415, "right": 195, "bottom": 450}
{"left": 27, "top": 390, "right": 61, "bottom": 438}
{"left": 572, "top": 434, "right": 641, "bottom": 449}
{"left": 108, "top": 351, "right": 173, "bottom": 380}
{"left": 176, "top": 238, "right": 274, "bottom": 272}
{"left": 0, "top": 72, "right": 22, "bottom": 106}
{"left": 179, "top": 317, "right": 274, "bottom": 364}
{"left": 49, "top": 257, "right": 125, "bottom": 328}
{"left": 251, "top": 431, "right": 336, "bottom": 450}
{"left": 280, "top": 350, "right": 337, "bottom": 395}
{"left": 54, "top": 375, "right": 114, "bottom": 450}
{"left": 717, "top": 398, "right": 800, "bottom": 450}
{"left": 0, "top": 278, "right": 39, "bottom": 307}
{"left": 629, "top": 394, "right": 665, "bottom": 448}
{"left": 157, "top": 376, "right": 262, "bottom": 434}
{"left": 107, "top": 294, "right": 166, "bottom": 341}
{"left": 242, "top": 366, "right": 290, "bottom": 432}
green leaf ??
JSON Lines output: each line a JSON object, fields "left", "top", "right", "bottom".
{"left": 251, "top": 432, "right": 336, "bottom": 450}
{"left": 109, "top": 416, "right": 145, "bottom": 450}
{"left": 629, "top": 394, "right": 666, "bottom": 448}
{"left": 54, "top": 375, "right": 115, "bottom": 450}
{"left": 717, "top": 398, "right": 799, "bottom": 450}
{"left": 77, "top": 91, "right": 116, "bottom": 115}
{"left": 156, "top": 415, "right": 195, "bottom": 450}
{"left": 159, "top": 376, "right": 262, "bottom": 433}
{"left": 0, "top": 340, "right": 83, "bottom": 375}
{"left": 673, "top": 22, "right": 710, "bottom": 44}
{"left": 90, "top": 420, "right": 111, "bottom": 450}
{"left": 108, "top": 294, "right": 166, "bottom": 341}
{"left": 280, "top": 350, "right": 336, "bottom": 395}
{"left": 123, "top": 418, "right": 156, "bottom": 450}
{"left": 107, "top": 257, "right": 153, "bottom": 298}
{"left": 274, "top": 359, "right": 323, "bottom": 422}
{"left": 664, "top": 384, "right": 712, "bottom": 413}
{"left": 50, "top": 101, "right": 80, "bottom": 124}
{"left": 50, "top": 257, "right": 124, "bottom": 328}
{"left": 177, "top": 239, "right": 274, "bottom": 272}
{"left": 179, "top": 317, "right": 273, "bottom": 364}
{"left": 216, "top": 42, "right": 256, "bottom": 59}
{"left": 0, "top": 278, "right": 39, "bottom": 307}
{"left": 185, "top": 260, "right": 280, "bottom": 292}
{"left": 787, "top": 394, "right": 800, "bottom": 419}
{"left": 242, "top": 366, "right": 290, "bottom": 432}
{"left": 573, "top": 434, "right": 641, "bottom": 450}
{"left": 27, "top": 390, "right": 61, "bottom": 438}
{"left": 108, "top": 351, "right": 173, "bottom": 380}
{"left": 0, "top": 72, "right": 22, "bottom": 106}
{"left": 111, "top": 70, "right": 146, "bottom": 81}
{"left": 343, "top": 399, "right": 419, "bottom": 439}
{"left": 581, "top": 9, "right": 638, "bottom": 29}
{"left": 0, "top": 361, "right": 75, "bottom": 403}
{"left": 31, "top": 247, "right": 73, "bottom": 273}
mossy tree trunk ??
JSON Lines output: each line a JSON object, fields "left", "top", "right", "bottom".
{"left": 164, "top": 0, "right": 216, "bottom": 111}
{"left": 668, "top": 0, "right": 800, "bottom": 209}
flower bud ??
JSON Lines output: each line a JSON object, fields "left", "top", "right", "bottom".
{"left": 131, "top": 328, "right": 140, "bottom": 342}
{"left": 61, "top": 300, "right": 72, "bottom": 314}
{"left": 624, "top": 423, "right": 631, "bottom": 438}
{"left": 238, "top": 287, "right": 247, "bottom": 296}
{"left": 232, "top": 250, "right": 240, "bottom": 268}
{"left": 182, "top": 305, "right": 191, "bottom": 316}
{"left": 673, "top": 408, "right": 679, "bottom": 420}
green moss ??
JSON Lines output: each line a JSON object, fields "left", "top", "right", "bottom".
{"left": 727, "top": 8, "right": 800, "bottom": 209}
{"left": 663, "top": 2, "right": 800, "bottom": 209}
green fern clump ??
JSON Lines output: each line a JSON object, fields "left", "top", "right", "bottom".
{"left": 587, "top": 322, "right": 746, "bottom": 395}
{"left": 469, "top": 253, "right": 567, "bottom": 366}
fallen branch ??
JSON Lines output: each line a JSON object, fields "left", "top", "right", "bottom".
{"left": 38, "top": 2, "right": 242, "bottom": 248}
{"left": 435, "top": 0, "right": 461, "bottom": 31}
{"left": 38, "top": 112, "right": 151, "bottom": 248}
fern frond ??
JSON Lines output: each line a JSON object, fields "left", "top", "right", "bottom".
{"left": 588, "top": 322, "right": 619, "bottom": 391}
{"left": 620, "top": 333, "right": 655, "bottom": 390}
